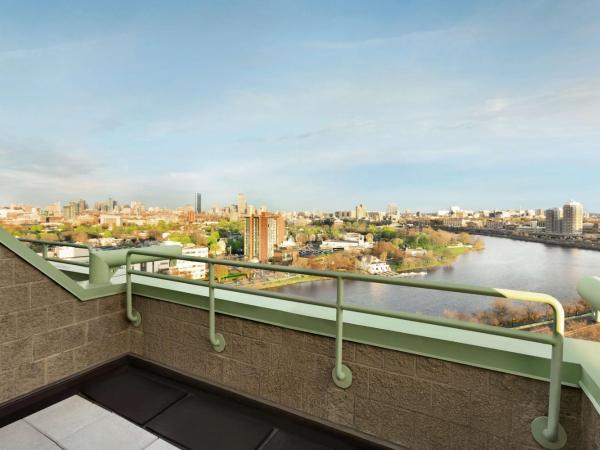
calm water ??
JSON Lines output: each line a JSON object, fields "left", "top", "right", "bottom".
{"left": 268, "top": 236, "right": 600, "bottom": 316}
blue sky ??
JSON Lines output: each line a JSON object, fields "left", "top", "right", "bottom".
{"left": 1, "top": 0, "right": 599, "bottom": 212}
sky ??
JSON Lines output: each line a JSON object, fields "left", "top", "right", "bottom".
{"left": 1, "top": 0, "right": 599, "bottom": 212}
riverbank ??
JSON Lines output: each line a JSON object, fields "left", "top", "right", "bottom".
{"left": 393, "top": 245, "right": 473, "bottom": 273}
{"left": 438, "top": 226, "right": 600, "bottom": 251}
{"left": 246, "top": 274, "right": 324, "bottom": 289}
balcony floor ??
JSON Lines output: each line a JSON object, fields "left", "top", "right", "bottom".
{"left": 0, "top": 361, "right": 387, "bottom": 450}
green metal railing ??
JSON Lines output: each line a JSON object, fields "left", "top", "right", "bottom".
{"left": 124, "top": 249, "right": 567, "bottom": 449}
{"left": 18, "top": 238, "right": 91, "bottom": 267}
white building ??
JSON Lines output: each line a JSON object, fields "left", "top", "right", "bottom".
{"left": 320, "top": 238, "right": 373, "bottom": 251}
{"left": 146, "top": 243, "right": 209, "bottom": 279}
{"left": 358, "top": 255, "right": 391, "bottom": 274}
{"left": 54, "top": 247, "right": 89, "bottom": 259}
{"left": 342, "top": 233, "right": 365, "bottom": 244}
{"left": 562, "top": 201, "right": 584, "bottom": 235}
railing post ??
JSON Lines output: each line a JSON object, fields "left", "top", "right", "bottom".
{"left": 42, "top": 244, "right": 48, "bottom": 259}
{"left": 208, "top": 263, "right": 226, "bottom": 352}
{"left": 531, "top": 306, "right": 566, "bottom": 449}
{"left": 332, "top": 276, "right": 352, "bottom": 389}
{"left": 125, "top": 252, "right": 141, "bottom": 327}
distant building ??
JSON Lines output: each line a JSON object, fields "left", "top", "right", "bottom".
{"left": 562, "top": 201, "right": 583, "bottom": 235}
{"left": 387, "top": 204, "right": 399, "bottom": 217}
{"left": 545, "top": 208, "right": 562, "bottom": 234}
{"left": 544, "top": 201, "right": 584, "bottom": 236}
{"left": 320, "top": 233, "right": 373, "bottom": 251}
{"left": 444, "top": 217, "right": 466, "bottom": 227}
{"left": 194, "top": 193, "right": 202, "bottom": 214}
{"left": 172, "top": 246, "right": 209, "bottom": 279}
{"left": 62, "top": 202, "right": 78, "bottom": 220}
{"left": 334, "top": 211, "right": 352, "bottom": 219}
{"left": 342, "top": 233, "right": 365, "bottom": 244}
{"left": 99, "top": 214, "right": 122, "bottom": 227}
{"left": 358, "top": 255, "right": 391, "bottom": 275}
{"left": 243, "top": 212, "right": 286, "bottom": 262}
{"left": 355, "top": 204, "right": 367, "bottom": 220}
{"left": 237, "top": 193, "right": 247, "bottom": 215}
{"left": 367, "top": 211, "right": 383, "bottom": 221}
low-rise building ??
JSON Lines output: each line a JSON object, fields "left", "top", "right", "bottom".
{"left": 358, "top": 255, "right": 391, "bottom": 274}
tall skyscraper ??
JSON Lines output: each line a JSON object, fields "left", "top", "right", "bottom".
{"left": 194, "top": 193, "right": 202, "bottom": 214}
{"left": 545, "top": 208, "right": 562, "bottom": 234}
{"left": 387, "top": 204, "right": 399, "bottom": 217}
{"left": 562, "top": 201, "right": 583, "bottom": 235}
{"left": 237, "top": 193, "right": 247, "bottom": 215}
{"left": 243, "top": 212, "right": 285, "bottom": 262}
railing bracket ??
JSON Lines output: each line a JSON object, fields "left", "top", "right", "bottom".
{"left": 531, "top": 416, "right": 567, "bottom": 449}
{"left": 129, "top": 310, "right": 142, "bottom": 327}
{"left": 332, "top": 364, "right": 353, "bottom": 389}
{"left": 212, "top": 333, "right": 226, "bottom": 352}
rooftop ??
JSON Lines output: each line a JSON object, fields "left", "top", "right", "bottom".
{"left": 0, "top": 227, "right": 599, "bottom": 449}
{"left": 0, "top": 360, "right": 378, "bottom": 450}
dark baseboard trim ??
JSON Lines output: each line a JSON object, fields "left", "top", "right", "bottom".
{"left": 0, "top": 355, "right": 129, "bottom": 428}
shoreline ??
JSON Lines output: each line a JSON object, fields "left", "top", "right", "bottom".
{"left": 437, "top": 226, "right": 600, "bottom": 252}
{"left": 245, "top": 274, "right": 325, "bottom": 290}
{"left": 251, "top": 246, "right": 476, "bottom": 290}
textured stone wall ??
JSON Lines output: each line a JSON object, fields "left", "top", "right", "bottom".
{"left": 581, "top": 394, "right": 600, "bottom": 449}
{"left": 131, "top": 295, "right": 598, "bottom": 450}
{"left": 0, "top": 244, "right": 129, "bottom": 403}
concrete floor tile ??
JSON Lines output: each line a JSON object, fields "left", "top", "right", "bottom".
{"left": 59, "top": 413, "right": 158, "bottom": 450}
{"left": 25, "top": 395, "right": 110, "bottom": 441}
{"left": 145, "top": 439, "right": 180, "bottom": 449}
{"left": 0, "top": 420, "right": 60, "bottom": 450}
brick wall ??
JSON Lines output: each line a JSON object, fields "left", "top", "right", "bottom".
{"left": 0, "top": 244, "right": 129, "bottom": 403}
{"left": 581, "top": 394, "right": 600, "bottom": 449}
{"left": 131, "top": 295, "right": 599, "bottom": 450}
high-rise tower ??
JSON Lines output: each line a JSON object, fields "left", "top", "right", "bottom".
{"left": 562, "top": 201, "right": 583, "bottom": 235}
{"left": 237, "top": 193, "right": 247, "bottom": 215}
{"left": 194, "top": 193, "right": 202, "bottom": 214}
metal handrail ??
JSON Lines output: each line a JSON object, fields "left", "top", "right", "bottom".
{"left": 18, "top": 238, "right": 91, "bottom": 267}
{"left": 124, "top": 249, "right": 567, "bottom": 449}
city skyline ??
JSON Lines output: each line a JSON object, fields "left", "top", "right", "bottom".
{"left": 1, "top": 193, "right": 594, "bottom": 217}
{"left": 1, "top": 1, "right": 599, "bottom": 211}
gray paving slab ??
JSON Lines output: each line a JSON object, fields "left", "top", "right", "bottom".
{"left": 25, "top": 395, "right": 111, "bottom": 442}
{"left": 59, "top": 412, "right": 158, "bottom": 450}
{"left": 0, "top": 419, "right": 60, "bottom": 450}
{"left": 144, "top": 439, "right": 180, "bottom": 449}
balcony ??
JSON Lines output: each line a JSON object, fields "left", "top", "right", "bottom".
{"left": 0, "top": 227, "right": 599, "bottom": 449}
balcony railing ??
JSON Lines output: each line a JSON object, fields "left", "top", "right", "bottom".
{"left": 124, "top": 249, "right": 567, "bottom": 449}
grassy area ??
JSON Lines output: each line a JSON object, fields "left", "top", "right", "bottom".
{"left": 444, "top": 246, "right": 470, "bottom": 255}
{"left": 248, "top": 274, "right": 324, "bottom": 289}
{"left": 393, "top": 245, "right": 473, "bottom": 272}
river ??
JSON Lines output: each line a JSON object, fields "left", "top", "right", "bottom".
{"left": 267, "top": 236, "right": 600, "bottom": 316}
